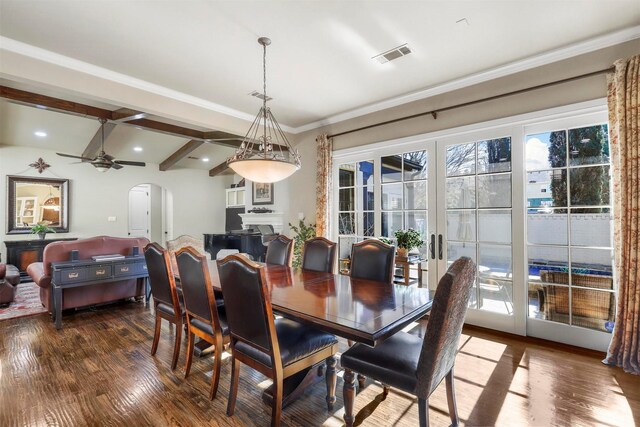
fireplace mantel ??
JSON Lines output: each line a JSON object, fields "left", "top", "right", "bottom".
{"left": 239, "top": 212, "right": 284, "bottom": 233}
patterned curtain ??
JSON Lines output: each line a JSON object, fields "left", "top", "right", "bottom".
{"left": 603, "top": 55, "right": 640, "bottom": 375}
{"left": 315, "top": 134, "right": 333, "bottom": 238}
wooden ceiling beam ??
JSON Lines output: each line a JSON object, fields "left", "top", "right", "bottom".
{"left": 82, "top": 122, "right": 117, "bottom": 159}
{"left": 159, "top": 139, "right": 204, "bottom": 171}
{"left": 111, "top": 108, "right": 147, "bottom": 122}
{"left": 209, "top": 160, "right": 231, "bottom": 177}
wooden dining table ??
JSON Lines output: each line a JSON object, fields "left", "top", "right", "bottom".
{"left": 205, "top": 260, "right": 433, "bottom": 422}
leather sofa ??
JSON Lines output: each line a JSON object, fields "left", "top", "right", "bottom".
{"left": 0, "top": 263, "right": 21, "bottom": 306}
{"left": 27, "top": 236, "right": 149, "bottom": 311}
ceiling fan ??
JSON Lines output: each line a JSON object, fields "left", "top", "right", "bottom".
{"left": 56, "top": 118, "right": 146, "bottom": 172}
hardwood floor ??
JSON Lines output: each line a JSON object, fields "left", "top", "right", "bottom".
{"left": 1, "top": 300, "right": 638, "bottom": 426}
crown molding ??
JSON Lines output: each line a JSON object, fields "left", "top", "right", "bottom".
{"left": 0, "top": 36, "right": 297, "bottom": 134}
{"left": 293, "top": 25, "right": 640, "bottom": 134}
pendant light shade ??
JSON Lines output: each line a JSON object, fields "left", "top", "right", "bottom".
{"left": 226, "top": 37, "right": 300, "bottom": 183}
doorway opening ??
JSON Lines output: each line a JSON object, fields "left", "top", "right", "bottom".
{"left": 128, "top": 183, "right": 173, "bottom": 244}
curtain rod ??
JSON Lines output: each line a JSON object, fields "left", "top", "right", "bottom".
{"left": 328, "top": 66, "right": 615, "bottom": 139}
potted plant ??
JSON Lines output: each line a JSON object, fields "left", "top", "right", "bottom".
{"left": 30, "top": 223, "right": 56, "bottom": 240}
{"left": 289, "top": 219, "right": 316, "bottom": 268}
{"left": 394, "top": 228, "right": 424, "bottom": 258}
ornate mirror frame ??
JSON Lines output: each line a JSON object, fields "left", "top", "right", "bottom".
{"left": 7, "top": 176, "right": 70, "bottom": 234}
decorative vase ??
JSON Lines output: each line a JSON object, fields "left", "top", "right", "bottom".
{"left": 37, "top": 232, "right": 46, "bottom": 240}
{"left": 397, "top": 247, "right": 409, "bottom": 258}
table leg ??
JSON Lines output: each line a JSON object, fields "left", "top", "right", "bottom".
{"left": 54, "top": 286, "right": 63, "bottom": 330}
{"left": 404, "top": 264, "right": 410, "bottom": 286}
{"left": 144, "top": 277, "right": 151, "bottom": 305}
{"left": 418, "top": 263, "right": 423, "bottom": 288}
{"left": 343, "top": 368, "right": 356, "bottom": 427}
{"left": 193, "top": 340, "right": 215, "bottom": 357}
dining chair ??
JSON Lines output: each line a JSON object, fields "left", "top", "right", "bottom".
{"left": 217, "top": 254, "right": 339, "bottom": 427}
{"left": 143, "top": 242, "right": 184, "bottom": 370}
{"left": 340, "top": 256, "right": 476, "bottom": 427}
{"left": 265, "top": 235, "right": 294, "bottom": 266}
{"left": 301, "top": 237, "right": 337, "bottom": 273}
{"left": 349, "top": 239, "right": 395, "bottom": 283}
{"left": 175, "top": 246, "right": 230, "bottom": 399}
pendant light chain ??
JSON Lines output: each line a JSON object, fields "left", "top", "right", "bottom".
{"left": 263, "top": 40, "right": 268, "bottom": 158}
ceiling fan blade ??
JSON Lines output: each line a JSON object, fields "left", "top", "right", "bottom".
{"left": 111, "top": 163, "right": 124, "bottom": 170}
{"left": 114, "top": 160, "right": 146, "bottom": 167}
{"left": 103, "top": 154, "right": 115, "bottom": 161}
{"left": 57, "top": 152, "right": 94, "bottom": 161}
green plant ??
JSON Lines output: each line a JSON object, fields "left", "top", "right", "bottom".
{"left": 394, "top": 228, "right": 423, "bottom": 250}
{"left": 30, "top": 223, "right": 56, "bottom": 234}
{"left": 378, "top": 236, "right": 393, "bottom": 246}
{"left": 289, "top": 219, "right": 316, "bottom": 268}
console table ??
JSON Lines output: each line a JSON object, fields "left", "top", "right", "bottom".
{"left": 50, "top": 256, "right": 149, "bottom": 329}
{"left": 4, "top": 238, "right": 77, "bottom": 282}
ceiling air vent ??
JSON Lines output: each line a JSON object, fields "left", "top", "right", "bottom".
{"left": 249, "top": 90, "right": 273, "bottom": 102}
{"left": 373, "top": 44, "right": 412, "bottom": 64}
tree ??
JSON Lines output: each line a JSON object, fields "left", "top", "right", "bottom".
{"left": 548, "top": 131, "right": 567, "bottom": 207}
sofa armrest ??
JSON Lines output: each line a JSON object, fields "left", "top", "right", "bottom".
{"left": 27, "top": 262, "right": 51, "bottom": 289}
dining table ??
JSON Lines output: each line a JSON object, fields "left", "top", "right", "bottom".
{"left": 205, "top": 260, "right": 433, "bottom": 424}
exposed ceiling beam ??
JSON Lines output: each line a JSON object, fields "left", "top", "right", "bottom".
{"left": 209, "top": 160, "right": 232, "bottom": 177}
{"left": 82, "top": 122, "right": 117, "bottom": 158}
{"left": 111, "top": 108, "right": 147, "bottom": 122}
{"left": 159, "top": 139, "right": 204, "bottom": 171}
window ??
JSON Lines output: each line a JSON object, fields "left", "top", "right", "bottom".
{"left": 337, "top": 161, "right": 374, "bottom": 261}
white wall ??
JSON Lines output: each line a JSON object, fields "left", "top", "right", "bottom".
{"left": 0, "top": 145, "right": 234, "bottom": 250}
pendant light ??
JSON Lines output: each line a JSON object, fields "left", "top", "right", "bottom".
{"left": 227, "top": 37, "right": 300, "bottom": 183}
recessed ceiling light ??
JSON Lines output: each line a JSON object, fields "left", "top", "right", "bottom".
{"left": 133, "top": 146, "right": 143, "bottom": 152}
{"left": 34, "top": 131, "right": 47, "bottom": 137}
{"left": 202, "top": 157, "right": 210, "bottom": 162}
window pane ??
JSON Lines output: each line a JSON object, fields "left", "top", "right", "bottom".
{"left": 362, "top": 212, "right": 375, "bottom": 237}
{"left": 571, "top": 248, "right": 613, "bottom": 280}
{"left": 338, "top": 212, "right": 355, "bottom": 235}
{"left": 339, "top": 236, "right": 357, "bottom": 260}
{"left": 339, "top": 164, "right": 355, "bottom": 187}
{"left": 447, "top": 242, "right": 476, "bottom": 266}
{"left": 568, "top": 124, "right": 609, "bottom": 166}
{"left": 478, "top": 137, "right": 511, "bottom": 174}
{"left": 526, "top": 131, "right": 566, "bottom": 170}
{"left": 447, "top": 210, "right": 476, "bottom": 242}
{"left": 478, "top": 278, "right": 513, "bottom": 315}
{"left": 381, "top": 155, "right": 403, "bottom": 183}
{"left": 529, "top": 284, "right": 570, "bottom": 326}
{"left": 571, "top": 289, "right": 615, "bottom": 332}
{"left": 403, "top": 150, "right": 428, "bottom": 180}
{"left": 479, "top": 244, "right": 512, "bottom": 279}
{"left": 570, "top": 210, "right": 612, "bottom": 247}
{"left": 446, "top": 176, "right": 476, "bottom": 209}
{"left": 479, "top": 210, "right": 511, "bottom": 243}
{"left": 478, "top": 174, "right": 511, "bottom": 208}
{"left": 405, "top": 212, "right": 428, "bottom": 238}
{"left": 446, "top": 143, "right": 476, "bottom": 176}
{"left": 527, "top": 170, "right": 567, "bottom": 208}
{"left": 381, "top": 212, "right": 403, "bottom": 237}
{"left": 570, "top": 166, "right": 610, "bottom": 206}
{"left": 381, "top": 183, "right": 403, "bottom": 210}
{"left": 528, "top": 246, "right": 569, "bottom": 283}
{"left": 404, "top": 181, "right": 427, "bottom": 210}
{"left": 527, "top": 209, "right": 568, "bottom": 245}
{"left": 339, "top": 188, "right": 354, "bottom": 211}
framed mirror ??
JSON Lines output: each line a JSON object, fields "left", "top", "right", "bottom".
{"left": 7, "top": 176, "right": 69, "bottom": 234}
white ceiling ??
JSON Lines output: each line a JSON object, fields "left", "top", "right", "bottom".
{"left": 0, "top": 101, "right": 236, "bottom": 170}
{"left": 1, "top": 0, "right": 638, "bottom": 128}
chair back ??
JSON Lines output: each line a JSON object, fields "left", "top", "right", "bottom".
{"left": 350, "top": 239, "right": 395, "bottom": 283}
{"left": 265, "top": 235, "right": 294, "bottom": 266}
{"left": 216, "top": 255, "right": 277, "bottom": 356}
{"left": 166, "top": 235, "right": 206, "bottom": 277}
{"left": 143, "top": 242, "right": 180, "bottom": 312}
{"left": 175, "top": 247, "right": 221, "bottom": 329}
{"left": 415, "top": 257, "right": 475, "bottom": 398}
{"left": 302, "top": 237, "right": 337, "bottom": 273}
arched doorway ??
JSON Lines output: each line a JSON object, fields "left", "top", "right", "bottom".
{"left": 128, "top": 183, "right": 173, "bottom": 243}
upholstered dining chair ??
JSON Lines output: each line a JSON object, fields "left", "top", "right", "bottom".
{"left": 217, "top": 254, "right": 339, "bottom": 427}
{"left": 144, "top": 242, "right": 184, "bottom": 370}
{"left": 302, "top": 237, "right": 337, "bottom": 273}
{"left": 166, "top": 234, "right": 206, "bottom": 275}
{"left": 349, "top": 239, "right": 395, "bottom": 283}
{"left": 265, "top": 235, "right": 294, "bottom": 266}
{"left": 175, "top": 246, "right": 230, "bottom": 400}
{"left": 340, "top": 257, "right": 476, "bottom": 427}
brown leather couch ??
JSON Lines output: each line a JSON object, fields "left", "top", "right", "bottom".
{"left": 27, "top": 236, "right": 149, "bottom": 311}
{"left": 0, "top": 263, "right": 21, "bottom": 306}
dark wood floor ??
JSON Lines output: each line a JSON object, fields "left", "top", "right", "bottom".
{"left": 1, "top": 299, "right": 638, "bottom": 426}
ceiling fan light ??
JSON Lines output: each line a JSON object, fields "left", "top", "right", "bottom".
{"left": 228, "top": 158, "right": 299, "bottom": 183}
{"left": 93, "top": 164, "right": 110, "bottom": 172}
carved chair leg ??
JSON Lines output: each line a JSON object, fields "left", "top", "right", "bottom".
{"left": 227, "top": 358, "right": 240, "bottom": 416}
{"left": 151, "top": 315, "right": 162, "bottom": 356}
{"left": 271, "top": 375, "right": 283, "bottom": 427}
{"left": 184, "top": 331, "right": 194, "bottom": 378}
{"left": 445, "top": 368, "right": 459, "bottom": 426}
{"left": 357, "top": 374, "right": 366, "bottom": 389}
{"left": 209, "top": 335, "right": 223, "bottom": 400}
{"left": 382, "top": 384, "right": 390, "bottom": 396}
{"left": 418, "top": 397, "right": 429, "bottom": 427}
{"left": 325, "top": 356, "right": 337, "bottom": 410}
{"left": 171, "top": 319, "right": 182, "bottom": 370}
{"left": 317, "top": 364, "right": 325, "bottom": 377}
{"left": 343, "top": 369, "right": 356, "bottom": 427}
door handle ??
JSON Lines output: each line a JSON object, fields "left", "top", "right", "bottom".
{"left": 429, "top": 234, "right": 436, "bottom": 259}
{"left": 438, "top": 234, "right": 443, "bottom": 260}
